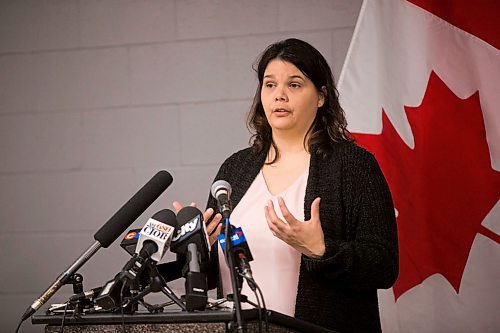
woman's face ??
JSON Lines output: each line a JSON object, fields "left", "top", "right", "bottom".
{"left": 261, "top": 59, "right": 324, "bottom": 138}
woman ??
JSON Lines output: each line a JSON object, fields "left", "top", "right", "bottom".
{"left": 181, "top": 38, "right": 398, "bottom": 332}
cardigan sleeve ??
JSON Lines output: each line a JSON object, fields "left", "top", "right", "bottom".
{"left": 302, "top": 148, "right": 399, "bottom": 291}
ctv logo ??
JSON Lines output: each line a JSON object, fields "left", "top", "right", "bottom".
{"left": 172, "top": 216, "right": 200, "bottom": 242}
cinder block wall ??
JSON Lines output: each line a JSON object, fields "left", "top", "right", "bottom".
{"left": 0, "top": 1, "right": 362, "bottom": 331}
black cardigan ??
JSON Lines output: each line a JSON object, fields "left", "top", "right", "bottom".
{"left": 205, "top": 141, "right": 399, "bottom": 333}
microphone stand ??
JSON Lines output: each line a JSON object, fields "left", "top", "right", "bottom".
{"left": 121, "top": 261, "right": 186, "bottom": 312}
{"left": 19, "top": 170, "right": 173, "bottom": 323}
{"left": 21, "top": 240, "right": 102, "bottom": 321}
{"left": 224, "top": 217, "right": 245, "bottom": 333}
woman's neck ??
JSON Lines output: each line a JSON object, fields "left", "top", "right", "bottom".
{"left": 268, "top": 131, "right": 310, "bottom": 162}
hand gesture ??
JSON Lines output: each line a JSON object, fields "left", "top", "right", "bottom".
{"left": 264, "top": 197, "right": 325, "bottom": 258}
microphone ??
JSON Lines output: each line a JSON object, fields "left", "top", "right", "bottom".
{"left": 212, "top": 180, "right": 246, "bottom": 332}
{"left": 120, "top": 228, "right": 141, "bottom": 256}
{"left": 122, "top": 228, "right": 186, "bottom": 284}
{"left": 94, "top": 171, "right": 173, "bottom": 248}
{"left": 171, "top": 206, "right": 210, "bottom": 311}
{"left": 135, "top": 209, "right": 177, "bottom": 261}
{"left": 184, "top": 242, "right": 207, "bottom": 311}
{"left": 217, "top": 226, "right": 254, "bottom": 261}
{"left": 95, "top": 209, "right": 177, "bottom": 310}
{"left": 217, "top": 226, "right": 256, "bottom": 289}
{"left": 238, "top": 253, "right": 256, "bottom": 291}
{"left": 93, "top": 276, "right": 128, "bottom": 311}
{"left": 69, "top": 287, "right": 103, "bottom": 303}
{"left": 20, "top": 171, "right": 173, "bottom": 322}
{"left": 171, "top": 206, "right": 210, "bottom": 262}
{"left": 119, "top": 209, "right": 177, "bottom": 282}
{"left": 211, "top": 180, "right": 232, "bottom": 219}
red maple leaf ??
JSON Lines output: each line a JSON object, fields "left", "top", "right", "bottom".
{"left": 353, "top": 71, "right": 500, "bottom": 300}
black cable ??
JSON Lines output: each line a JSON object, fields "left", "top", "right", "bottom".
{"left": 59, "top": 302, "right": 69, "bottom": 333}
{"left": 236, "top": 270, "right": 265, "bottom": 333}
{"left": 14, "top": 319, "right": 22, "bottom": 333}
{"left": 244, "top": 276, "right": 265, "bottom": 333}
{"left": 255, "top": 284, "right": 269, "bottom": 333}
{"left": 120, "top": 282, "right": 127, "bottom": 333}
{"left": 253, "top": 288, "right": 263, "bottom": 333}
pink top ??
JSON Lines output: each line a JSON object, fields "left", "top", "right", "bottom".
{"left": 218, "top": 170, "right": 308, "bottom": 316}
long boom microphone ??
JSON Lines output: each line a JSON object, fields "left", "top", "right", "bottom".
{"left": 20, "top": 170, "right": 173, "bottom": 322}
{"left": 94, "top": 171, "right": 173, "bottom": 248}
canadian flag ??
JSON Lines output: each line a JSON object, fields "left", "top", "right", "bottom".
{"left": 337, "top": 0, "right": 500, "bottom": 332}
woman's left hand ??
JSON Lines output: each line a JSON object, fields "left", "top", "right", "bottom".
{"left": 264, "top": 197, "right": 325, "bottom": 259}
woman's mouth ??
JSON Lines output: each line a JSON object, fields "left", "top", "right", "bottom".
{"left": 273, "top": 108, "right": 291, "bottom": 114}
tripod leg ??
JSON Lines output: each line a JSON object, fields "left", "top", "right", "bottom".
{"left": 120, "top": 285, "right": 151, "bottom": 308}
{"left": 148, "top": 265, "right": 186, "bottom": 311}
{"left": 160, "top": 285, "right": 187, "bottom": 311}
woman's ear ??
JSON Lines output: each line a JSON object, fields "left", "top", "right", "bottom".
{"left": 318, "top": 86, "right": 327, "bottom": 108}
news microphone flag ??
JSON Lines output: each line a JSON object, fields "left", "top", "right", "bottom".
{"left": 136, "top": 213, "right": 176, "bottom": 262}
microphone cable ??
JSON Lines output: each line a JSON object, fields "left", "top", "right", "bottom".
{"left": 120, "top": 281, "right": 127, "bottom": 333}
{"left": 255, "top": 283, "right": 269, "bottom": 333}
{"left": 15, "top": 319, "right": 22, "bottom": 333}
{"left": 59, "top": 302, "right": 70, "bottom": 333}
{"left": 242, "top": 274, "right": 268, "bottom": 333}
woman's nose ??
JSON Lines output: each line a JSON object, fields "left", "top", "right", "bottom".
{"left": 274, "top": 87, "right": 288, "bottom": 101}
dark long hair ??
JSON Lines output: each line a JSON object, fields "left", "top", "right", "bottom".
{"left": 247, "top": 38, "right": 352, "bottom": 163}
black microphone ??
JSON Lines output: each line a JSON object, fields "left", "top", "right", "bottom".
{"left": 211, "top": 180, "right": 245, "bottom": 331}
{"left": 122, "top": 227, "right": 186, "bottom": 283}
{"left": 92, "top": 276, "right": 127, "bottom": 311}
{"left": 119, "top": 209, "right": 177, "bottom": 283}
{"left": 171, "top": 207, "right": 210, "bottom": 263}
{"left": 238, "top": 253, "right": 256, "bottom": 291}
{"left": 217, "top": 226, "right": 256, "bottom": 290}
{"left": 69, "top": 287, "right": 103, "bottom": 303}
{"left": 95, "top": 209, "right": 178, "bottom": 310}
{"left": 211, "top": 180, "right": 232, "bottom": 219}
{"left": 212, "top": 179, "right": 255, "bottom": 289}
{"left": 21, "top": 170, "right": 173, "bottom": 322}
{"left": 94, "top": 171, "right": 173, "bottom": 248}
{"left": 120, "top": 228, "right": 141, "bottom": 256}
{"left": 171, "top": 206, "right": 209, "bottom": 311}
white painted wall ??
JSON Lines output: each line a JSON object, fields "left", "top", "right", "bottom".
{"left": 0, "top": 1, "right": 362, "bottom": 331}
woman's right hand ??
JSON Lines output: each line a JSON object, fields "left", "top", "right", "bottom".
{"left": 172, "top": 201, "right": 223, "bottom": 247}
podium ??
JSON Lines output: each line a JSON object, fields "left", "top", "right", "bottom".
{"left": 32, "top": 308, "right": 337, "bottom": 333}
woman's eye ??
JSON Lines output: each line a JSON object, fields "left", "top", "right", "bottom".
{"left": 290, "top": 82, "right": 301, "bottom": 88}
{"left": 264, "top": 82, "right": 275, "bottom": 88}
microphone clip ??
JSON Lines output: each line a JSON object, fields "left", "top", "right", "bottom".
{"left": 65, "top": 273, "right": 95, "bottom": 314}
